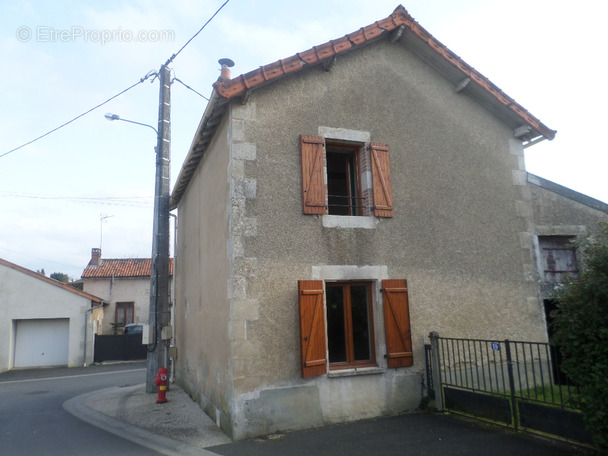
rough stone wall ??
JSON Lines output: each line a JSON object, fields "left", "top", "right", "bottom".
{"left": 218, "top": 39, "right": 546, "bottom": 438}
{"left": 526, "top": 179, "right": 608, "bottom": 299}
{"left": 172, "top": 36, "right": 607, "bottom": 439}
{"left": 173, "top": 116, "right": 235, "bottom": 436}
{"left": 528, "top": 180, "right": 608, "bottom": 233}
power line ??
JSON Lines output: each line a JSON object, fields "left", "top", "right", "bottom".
{"left": 1, "top": 70, "right": 157, "bottom": 160}
{"left": 0, "top": 191, "right": 153, "bottom": 208}
{"left": 0, "top": 246, "right": 84, "bottom": 273}
{"left": 173, "top": 77, "right": 210, "bottom": 101}
{"left": 164, "top": 0, "right": 231, "bottom": 67}
{"left": 2, "top": 0, "right": 231, "bottom": 159}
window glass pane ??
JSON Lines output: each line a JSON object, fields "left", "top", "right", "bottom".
{"left": 327, "top": 152, "right": 350, "bottom": 216}
{"left": 327, "top": 144, "right": 360, "bottom": 216}
{"left": 347, "top": 154, "right": 358, "bottom": 213}
{"left": 326, "top": 286, "right": 347, "bottom": 363}
{"left": 350, "top": 285, "right": 372, "bottom": 361}
{"left": 126, "top": 303, "right": 134, "bottom": 324}
{"left": 116, "top": 302, "right": 125, "bottom": 324}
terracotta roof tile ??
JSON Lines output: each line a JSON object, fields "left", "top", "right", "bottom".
{"left": 81, "top": 258, "right": 174, "bottom": 279}
{"left": 171, "top": 5, "right": 556, "bottom": 210}
{"left": 212, "top": 5, "right": 555, "bottom": 141}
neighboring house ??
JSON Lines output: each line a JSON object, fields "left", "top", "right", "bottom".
{"left": 169, "top": 6, "right": 608, "bottom": 440}
{"left": 80, "top": 248, "right": 173, "bottom": 335}
{"left": 0, "top": 258, "right": 103, "bottom": 372}
{"left": 527, "top": 173, "right": 608, "bottom": 327}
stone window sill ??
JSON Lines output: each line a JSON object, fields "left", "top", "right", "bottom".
{"left": 322, "top": 215, "right": 377, "bottom": 229}
{"left": 327, "top": 367, "right": 385, "bottom": 378}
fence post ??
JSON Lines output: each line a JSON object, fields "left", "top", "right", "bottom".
{"left": 504, "top": 339, "right": 519, "bottom": 430}
{"left": 429, "top": 331, "right": 444, "bottom": 411}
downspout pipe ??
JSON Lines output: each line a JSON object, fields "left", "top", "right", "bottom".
{"left": 84, "top": 301, "right": 105, "bottom": 366}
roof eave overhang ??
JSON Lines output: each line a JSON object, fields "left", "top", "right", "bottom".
{"left": 0, "top": 258, "right": 102, "bottom": 303}
{"left": 171, "top": 5, "right": 556, "bottom": 208}
{"left": 398, "top": 26, "right": 555, "bottom": 143}
{"left": 170, "top": 89, "right": 228, "bottom": 209}
{"left": 212, "top": 5, "right": 555, "bottom": 143}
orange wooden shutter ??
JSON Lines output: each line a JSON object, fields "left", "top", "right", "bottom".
{"left": 298, "top": 280, "right": 327, "bottom": 378}
{"left": 371, "top": 143, "right": 394, "bottom": 218}
{"left": 382, "top": 279, "right": 413, "bottom": 368}
{"left": 300, "top": 135, "right": 327, "bottom": 215}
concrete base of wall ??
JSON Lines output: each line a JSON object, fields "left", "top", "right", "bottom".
{"left": 231, "top": 370, "right": 422, "bottom": 440}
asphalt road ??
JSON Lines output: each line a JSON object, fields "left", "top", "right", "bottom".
{"left": 210, "top": 413, "right": 587, "bottom": 456}
{"left": 0, "top": 361, "right": 162, "bottom": 456}
{"left": 0, "top": 362, "right": 590, "bottom": 456}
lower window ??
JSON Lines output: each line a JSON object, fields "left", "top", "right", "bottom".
{"left": 298, "top": 278, "right": 412, "bottom": 378}
{"left": 326, "top": 282, "right": 376, "bottom": 369}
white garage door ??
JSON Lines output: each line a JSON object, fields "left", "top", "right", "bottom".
{"left": 14, "top": 319, "right": 70, "bottom": 368}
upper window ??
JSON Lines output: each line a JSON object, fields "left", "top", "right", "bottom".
{"left": 115, "top": 301, "right": 134, "bottom": 326}
{"left": 298, "top": 279, "right": 413, "bottom": 378}
{"left": 326, "top": 145, "right": 362, "bottom": 216}
{"left": 538, "top": 236, "right": 578, "bottom": 283}
{"left": 300, "top": 135, "right": 393, "bottom": 218}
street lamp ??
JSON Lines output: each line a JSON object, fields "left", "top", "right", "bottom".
{"left": 104, "top": 112, "right": 158, "bottom": 135}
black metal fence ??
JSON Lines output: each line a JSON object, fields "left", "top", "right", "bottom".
{"left": 94, "top": 333, "right": 147, "bottom": 363}
{"left": 429, "top": 334, "right": 593, "bottom": 445}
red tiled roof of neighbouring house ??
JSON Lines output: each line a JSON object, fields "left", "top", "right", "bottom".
{"left": 81, "top": 258, "right": 174, "bottom": 279}
{"left": 0, "top": 257, "right": 102, "bottom": 303}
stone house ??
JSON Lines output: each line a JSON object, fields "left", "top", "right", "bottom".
{"left": 169, "top": 5, "right": 608, "bottom": 439}
{"left": 80, "top": 248, "right": 173, "bottom": 334}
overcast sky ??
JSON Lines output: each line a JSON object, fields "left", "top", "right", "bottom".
{"left": 1, "top": 0, "right": 607, "bottom": 280}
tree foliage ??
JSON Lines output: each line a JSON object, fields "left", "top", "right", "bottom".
{"left": 50, "top": 272, "right": 70, "bottom": 283}
{"left": 552, "top": 221, "right": 608, "bottom": 448}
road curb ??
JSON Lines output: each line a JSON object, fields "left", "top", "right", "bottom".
{"left": 63, "top": 386, "right": 217, "bottom": 456}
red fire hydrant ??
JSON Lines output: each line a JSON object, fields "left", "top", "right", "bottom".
{"left": 154, "top": 367, "right": 169, "bottom": 403}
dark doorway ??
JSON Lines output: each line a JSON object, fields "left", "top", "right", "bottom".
{"left": 543, "top": 299, "right": 568, "bottom": 385}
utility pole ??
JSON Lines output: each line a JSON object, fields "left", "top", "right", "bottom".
{"left": 146, "top": 64, "right": 172, "bottom": 393}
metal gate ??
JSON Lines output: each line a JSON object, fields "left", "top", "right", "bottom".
{"left": 427, "top": 333, "right": 594, "bottom": 445}
{"left": 94, "top": 333, "right": 147, "bottom": 363}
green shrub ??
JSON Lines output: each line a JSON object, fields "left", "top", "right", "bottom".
{"left": 552, "top": 221, "right": 608, "bottom": 449}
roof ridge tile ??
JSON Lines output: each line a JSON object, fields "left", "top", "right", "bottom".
{"left": 211, "top": 4, "right": 554, "bottom": 141}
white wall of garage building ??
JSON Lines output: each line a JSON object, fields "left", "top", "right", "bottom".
{"left": 0, "top": 258, "right": 102, "bottom": 372}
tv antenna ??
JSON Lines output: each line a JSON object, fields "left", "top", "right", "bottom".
{"left": 100, "top": 214, "right": 115, "bottom": 250}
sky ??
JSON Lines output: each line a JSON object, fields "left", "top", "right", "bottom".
{"left": 1, "top": 0, "right": 607, "bottom": 280}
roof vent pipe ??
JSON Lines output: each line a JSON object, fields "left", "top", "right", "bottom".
{"left": 218, "top": 58, "right": 235, "bottom": 81}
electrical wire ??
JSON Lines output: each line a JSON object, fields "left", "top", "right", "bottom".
{"left": 1, "top": 70, "right": 157, "bottom": 160}
{"left": 173, "top": 77, "right": 210, "bottom": 101}
{"left": 2, "top": 0, "right": 231, "bottom": 159}
{"left": 164, "top": 0, "right": 231, "bottom": 67}
{"left": 0, "top": 191, "right": 153, "bottom": 208}
{"left": 0, "top": 246, "right": 84, "bottom": 272}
